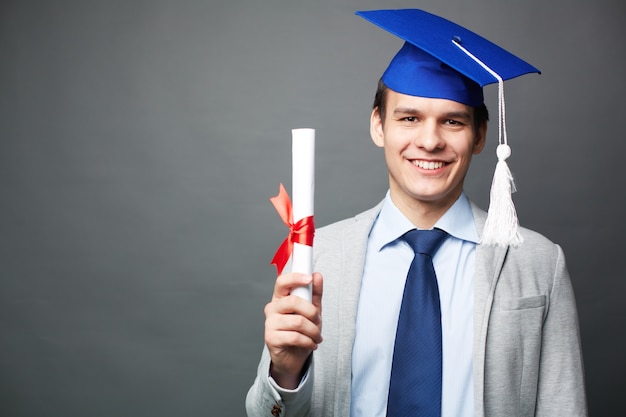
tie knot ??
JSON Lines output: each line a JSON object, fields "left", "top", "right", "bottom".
{"left": 403, "top": 228, "right": 449, "bottom": 257}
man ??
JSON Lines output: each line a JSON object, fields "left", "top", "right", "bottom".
{"left": 247, "top": 9, "right": 587, "bottom": 417}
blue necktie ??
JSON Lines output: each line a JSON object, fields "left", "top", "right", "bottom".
{"left": 387, "top": 228, "right": 449, "bottom": 417}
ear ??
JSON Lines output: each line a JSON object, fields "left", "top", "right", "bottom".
{"left": 472, "top": 121, "right": 487, "bottom": 155}
{"left": 370, "top": 107, "right": 385, "bottom": 148}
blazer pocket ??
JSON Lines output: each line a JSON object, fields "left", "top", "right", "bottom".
{"left": 486, "top": 295, "right": 547, "bottom": 416}
{"left": 500, "top": 294, "right": 546, "bottom": 311}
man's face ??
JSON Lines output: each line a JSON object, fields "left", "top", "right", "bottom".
{"left": 370, "top": 89, "right": 486, "bottom": 216}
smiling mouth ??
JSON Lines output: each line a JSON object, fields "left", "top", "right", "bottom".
{"left": 411, "top": 160, "right": 446, "bottom": 170}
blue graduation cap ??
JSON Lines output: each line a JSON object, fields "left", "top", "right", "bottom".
{"left": 356, "top": 9, "right": 541, "bottom": 247}
{"left": 355, "top": 9, "right": 540, "bottom": 106}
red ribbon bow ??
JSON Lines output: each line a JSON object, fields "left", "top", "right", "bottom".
{"left": 270, "top": 183, "right": 315, "bottom": 275}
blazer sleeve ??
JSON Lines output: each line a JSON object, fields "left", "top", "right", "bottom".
{"left": 535, "top": 245, "right": 587, "bottom": 416}
{"left": 245, "top": 346, "right": 313, "bottom": 417}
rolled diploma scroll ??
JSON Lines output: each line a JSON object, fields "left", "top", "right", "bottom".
{"left": 290, "top": 128, "right": 315, "bottom": 301}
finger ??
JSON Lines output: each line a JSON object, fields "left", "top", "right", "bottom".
{"left": 266, "top": 314, "right": 322, "bottom": 348}
{"left": 265, "top": 328, "right": 320, "bottom": 353}
{"left": 265, "top": 294, "right": 319, "bottom": 323}
{"left": 311, "top": 272, "right": 323, "bottom": 313}
{"left": 272, "top": 272, "right": 313, "bottom": 299}
{"left": 265, "top": 315, "right": 322, "bottom": 350}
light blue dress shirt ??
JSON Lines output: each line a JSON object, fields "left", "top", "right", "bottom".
{"left": 351, "top": 192, "right": 478, "bottom": 417}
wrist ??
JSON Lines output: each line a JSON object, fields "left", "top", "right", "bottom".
{"left": 269, "top": 355, "right": 312, "bottom": 390}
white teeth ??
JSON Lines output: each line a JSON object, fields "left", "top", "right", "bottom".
{"left": 412, "top": 160, "right": 444, "bottom": 170}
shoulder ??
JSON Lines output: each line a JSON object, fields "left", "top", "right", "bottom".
{"left": 470, "top": 200, "right": 562, "bottom": 255}
{"left": 311, "top": 203, "right": 382, "bottom": 269}
{"left": 508, "top": 225, "right": 566, "bottom": 273}
{"left": 518, "top": 225, "right": 561, "bottom": 252}
{"left": 315, "top": 203, "right": 382, "bottom": 245}
{"left": 471, "top": 201, "right": 566, "bottom": 274}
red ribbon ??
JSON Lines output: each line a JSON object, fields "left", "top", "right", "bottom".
{"left": 270, "top": 183, "right": 315, "bottom": 275}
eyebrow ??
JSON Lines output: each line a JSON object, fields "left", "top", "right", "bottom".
{"left": 393, "top": 107, "right": 421, "bottom": 116}
{"left": 444, "top": 111, "right": 472, "bottom": 120}
{"left": 393, "top": 107, "right": 472, "bottom": 120}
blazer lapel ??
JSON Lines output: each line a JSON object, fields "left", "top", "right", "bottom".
{"left": 333, "top": 203, "right": 382, "bottom": 416}
{"left": 470, "top": 202, "right": 509, "bottom": 417}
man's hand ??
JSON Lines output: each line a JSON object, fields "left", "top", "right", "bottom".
{"left": 264, "top": 272, "right": 323, "bottom": 389}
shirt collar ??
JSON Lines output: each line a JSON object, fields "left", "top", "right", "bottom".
{"left": 371, "top": 191, "right": 479, "bottom": 251}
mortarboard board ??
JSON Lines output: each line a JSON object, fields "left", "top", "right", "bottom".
{"left": 356, "top": 9, "right": 541, "bottom": 247}
{"left": 355, "top": 9, "right": 540, "bottom": 105}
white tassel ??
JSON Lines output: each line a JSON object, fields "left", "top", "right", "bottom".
{"left": 452, "top": 39, "right": 524, "bottom": 247}
{"left": 480, "top": 144, "right": 523, "bottom": 247}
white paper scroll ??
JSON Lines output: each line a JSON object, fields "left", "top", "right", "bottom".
{"left": 290, "top": 128, "right": 315, "bottom": 301}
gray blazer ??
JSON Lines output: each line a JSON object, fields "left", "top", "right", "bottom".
{"left": 246, "top": 202, "right": 587, "bottom": 417}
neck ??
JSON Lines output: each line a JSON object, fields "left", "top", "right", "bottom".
{"left": 389, "top": 189, "right": 462, "bottom": 229}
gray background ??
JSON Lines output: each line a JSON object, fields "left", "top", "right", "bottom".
{"left": 1, "top": 0, "right": 624, "bottom": 415}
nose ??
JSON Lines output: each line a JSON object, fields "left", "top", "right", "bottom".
{"left": 415, "top": 120, "right": 445, "bottom": 151}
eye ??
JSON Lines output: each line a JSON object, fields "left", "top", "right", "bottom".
{"left": 401, "top": 116, "right": 418, "bottom": 122}
{"left": 444, "top": 119, "right": 463, "bottom": 125}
